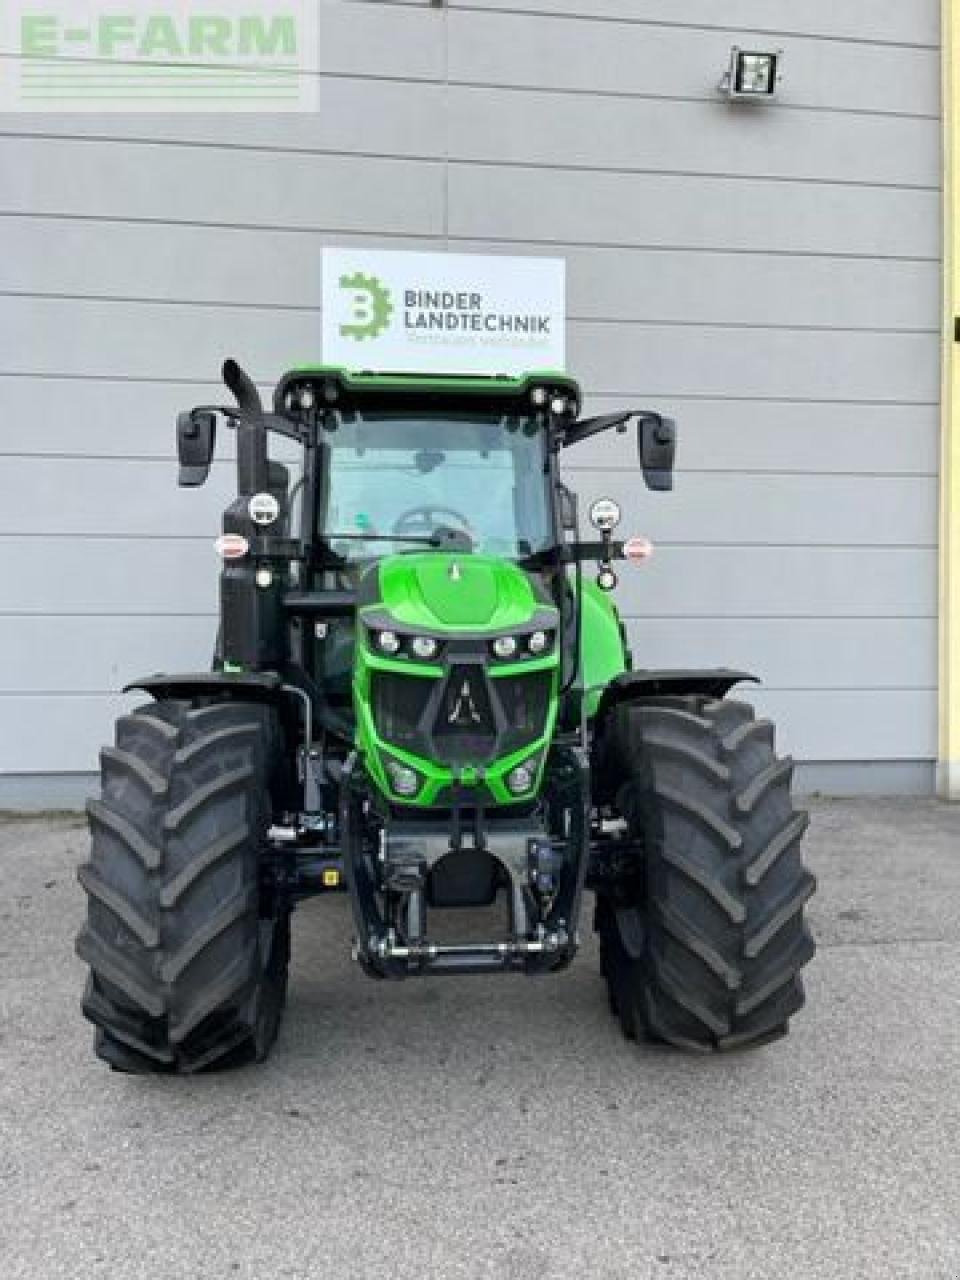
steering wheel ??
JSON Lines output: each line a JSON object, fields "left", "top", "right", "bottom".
{"left": 392, "top": 505, "right": 476, "bottom": 544}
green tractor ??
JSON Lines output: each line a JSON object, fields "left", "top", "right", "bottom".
{"left": 77, "top": 360, "right": 815, "bottom": 1071}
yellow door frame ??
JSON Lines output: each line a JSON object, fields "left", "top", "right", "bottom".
{"left": 942, "top": 0, "right": 960, "bottom": 798}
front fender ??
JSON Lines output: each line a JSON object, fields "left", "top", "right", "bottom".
{"left": 594, "top": 668, "right": 758, "bottom": 727}
{"left": 124, "top": 671, "right": 285, "bottom": 703}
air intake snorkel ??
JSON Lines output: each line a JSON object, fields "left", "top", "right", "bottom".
{"left": 223, "top": 358, "right": 270, "bottom": 497}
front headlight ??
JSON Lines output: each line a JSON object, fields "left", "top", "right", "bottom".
{"left": 491, "top": 635, "right": 519, "bottom": 660}
{"left": 409, "top": 635, "right": 440, "bottom": 661}
{"left": 375, "top": 630, "right": 401, "bottom": 656}
{"left": 527, "top": 630, "right": 551, "bottom": 656}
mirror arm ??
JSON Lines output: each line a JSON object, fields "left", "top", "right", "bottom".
{"left": 561, "top": 411, "right": 632, "bottom": 448}
{"left": 190, "top": 405, "right": 308, "bottom": 444}
{"left": 175, "top": 404, "right": 311, "bottom": 490}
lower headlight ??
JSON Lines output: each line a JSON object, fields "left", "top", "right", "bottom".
{"left": 528, "top": 630, "right": 551, "bottom": 655}
{"left": 386, "top": 761, "right": 420, "bottom": 797}
{"left": 506, "top": 761, "right": 537, "bottom": 795}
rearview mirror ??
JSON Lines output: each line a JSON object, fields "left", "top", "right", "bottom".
{"left": 177, "top": 410, "right": 216, "bottom": 487}
{"left": 638, "top": 415, "right": 676, "bottom": 492}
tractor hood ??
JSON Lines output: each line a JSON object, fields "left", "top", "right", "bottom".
{"left": 370, "top": 553, "right": 547, "bottom": 631}
{"left": 354, "top": 551, "right": 561, "bottom": 808}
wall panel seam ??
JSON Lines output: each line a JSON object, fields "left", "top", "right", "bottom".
{"left": 0, "top": 292, "right": 939, "bottom": 337}
{"left": 442, "top": 4, "right": 940, "bottom": 52}
{"left": 0, "top": 215, "right": 938, "bottom": 264}
{"left": 0, "top": 56, "right": 939, "bottom": 122}
{"left": 0, "top": 133, "right": 941, "bottom": 194}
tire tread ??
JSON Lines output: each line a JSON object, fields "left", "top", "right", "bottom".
{"left": 78, "top": 700, "right": 289, "bottom": 1074}
{"left": 595, "top": 693, "right": 815, "bottom": 1053}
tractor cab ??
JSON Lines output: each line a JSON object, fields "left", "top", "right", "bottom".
{"left": 275, "top": 369, "right": 580, "bottom": 728}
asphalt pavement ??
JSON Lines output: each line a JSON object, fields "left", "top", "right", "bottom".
{"left": 1, "top": 797, "right": 959, "bottom": 1280}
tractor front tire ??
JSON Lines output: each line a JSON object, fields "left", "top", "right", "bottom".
{"left": 595, "top": 696, "right": 815, "bottom": 1052}
{"left": 77, "top": 698, "right": 290, "bottom": 1073}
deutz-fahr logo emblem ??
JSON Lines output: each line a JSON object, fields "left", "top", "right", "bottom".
{"left": 448, "top": 679, "right": 482, "bottom": 726}
{"left": 338, "top": 272, "right": 393, "bottom": 341}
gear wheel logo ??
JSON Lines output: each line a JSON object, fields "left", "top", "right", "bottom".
{"left": 338, "top": 272, "right": 394, "bottom": 341}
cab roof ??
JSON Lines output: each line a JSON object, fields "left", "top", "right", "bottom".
{"left": 273, "top": 366, "right": 582, "bottom": 419}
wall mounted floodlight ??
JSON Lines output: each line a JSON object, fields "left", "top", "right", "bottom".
{"left": 718, "top": 46, "right": 783, "bottom": 101}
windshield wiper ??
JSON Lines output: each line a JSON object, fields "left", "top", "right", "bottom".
{"left": 327, "top": 527, "right": 473, "bottom": 550}
{"left": 328, "top": 533, "right": 436, "bottom": 544}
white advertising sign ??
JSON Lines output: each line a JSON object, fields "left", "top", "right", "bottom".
{"left": 322, "top": 249, "right": 566, "bottom": 375}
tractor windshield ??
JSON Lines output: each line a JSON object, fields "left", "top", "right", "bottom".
{"left": 318, "top": 411, "right": 554, "bottom": 561}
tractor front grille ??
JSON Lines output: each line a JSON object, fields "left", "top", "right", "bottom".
{"left": 433, "top": 664, "right": 498, "bottom": 765}
{"left": 494, "top": 670, "right": 553, "bottom": 757}
{"left": 371, "top": 664, "right": 552, "bottom": 768}
{"left": 371, "top": 672, "right": 435, "bottom": 752}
